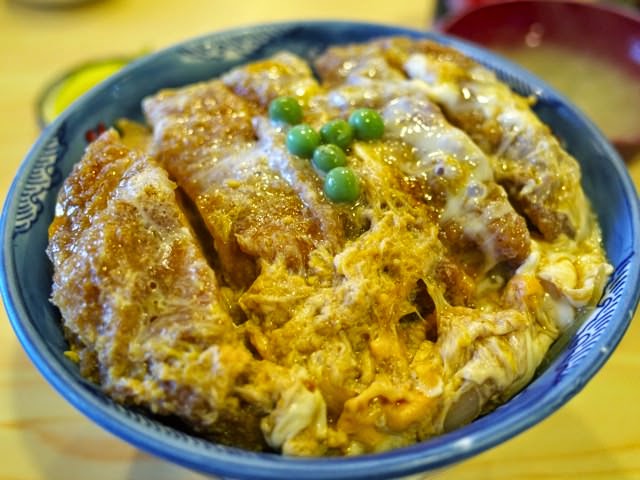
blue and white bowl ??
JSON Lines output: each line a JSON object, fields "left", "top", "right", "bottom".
{"left": 1, "top": 21, "right": 639, "bottom": 480}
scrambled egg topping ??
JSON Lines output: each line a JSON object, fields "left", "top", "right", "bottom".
{"left": 47, "top": 37, "right": 612, "bottom": 456}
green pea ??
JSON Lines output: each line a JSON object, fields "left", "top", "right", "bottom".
{"left": 286, "top": 124, "right": 321, "bottom": 158}
{"left": 348, "top": 108, "right": 385, "bottom": 141}
{"left": 320, "top": 119, "right": 354, "bottom": 149}
{"left": 312, "top": 144, "right": 347, "bottom": 173}
{"left": 268, "top": 96, "right": 303, "bottom": 125}
{"left": 324, "top": 166, "right": 360, "bottom": 203}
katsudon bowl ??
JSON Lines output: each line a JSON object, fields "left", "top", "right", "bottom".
{"left": 1, "top": 21, "right": 639, "bottom": 480}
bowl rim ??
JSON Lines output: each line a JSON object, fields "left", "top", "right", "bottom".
{"left": 2, "top": 19, "right": 640, "bottom": 480}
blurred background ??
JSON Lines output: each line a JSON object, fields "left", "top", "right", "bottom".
{"left": 1, "top": 1, "right": 639, "bottom": 479}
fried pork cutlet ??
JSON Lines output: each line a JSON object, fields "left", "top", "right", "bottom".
{"left": 143, "top": 81, "right": 332, "bottom": 290}
{"left": 317, "top": 37, "right": 589, "bottom": 241}
{"left": 47, "top": 130, "right": 274, "bottom": 450}
{"left": 48, "top": 38, "right": 611, "bottom": 457}
{"left": 313, "top": 44, "right": 531, "bottom": 269}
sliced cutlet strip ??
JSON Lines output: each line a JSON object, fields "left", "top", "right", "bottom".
{"left": 222, "top": 51, "right": 321, "bottom": 109}
{"left": 313, "top": 40, "right": 406, "bottom": 88}
{"left": 314, "top": 43, "right": 531, "bottom": 268}
{"left": 46, "top": 130, "right": 270, "bottom": 450}
{"left": 222, "top": 53, "right": 349, "bottom": 245}
{"left": 378, "top": 37, "right": 588, "bottom": 240}
{"left": 380, "top": 96, "right": 530, "bottom": 267}
{"left": 143, "top": 80, "right": 328, "bottom": 289}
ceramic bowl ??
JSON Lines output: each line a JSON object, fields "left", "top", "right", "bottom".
{"left": 2, "top": 21, "right": 639, "bottom": 480}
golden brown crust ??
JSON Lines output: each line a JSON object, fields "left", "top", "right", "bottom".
{"left": 144, "top": 80, "right": 330, "bottom": 288}
{"left": 47, "top": 130, "right": 275, "bottom": 450}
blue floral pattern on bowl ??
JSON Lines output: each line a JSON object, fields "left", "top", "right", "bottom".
{"left": 13, "top": 130, "right": 65, "bottom": 238}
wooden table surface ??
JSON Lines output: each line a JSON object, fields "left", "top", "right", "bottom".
{"left": 1, "top": 1, "right": 639, "bottom": 479}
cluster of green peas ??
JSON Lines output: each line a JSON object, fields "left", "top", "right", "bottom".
{"left": 268, "top": 96, "right": 385, "bottom": 203}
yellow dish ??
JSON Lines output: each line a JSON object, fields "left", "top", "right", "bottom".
{"left": 37, "top": 57, "right": 131, "bottom": 127}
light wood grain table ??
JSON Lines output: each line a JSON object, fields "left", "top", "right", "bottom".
{"left": 1, "top": 1, "right": 639, "bottom": 479}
